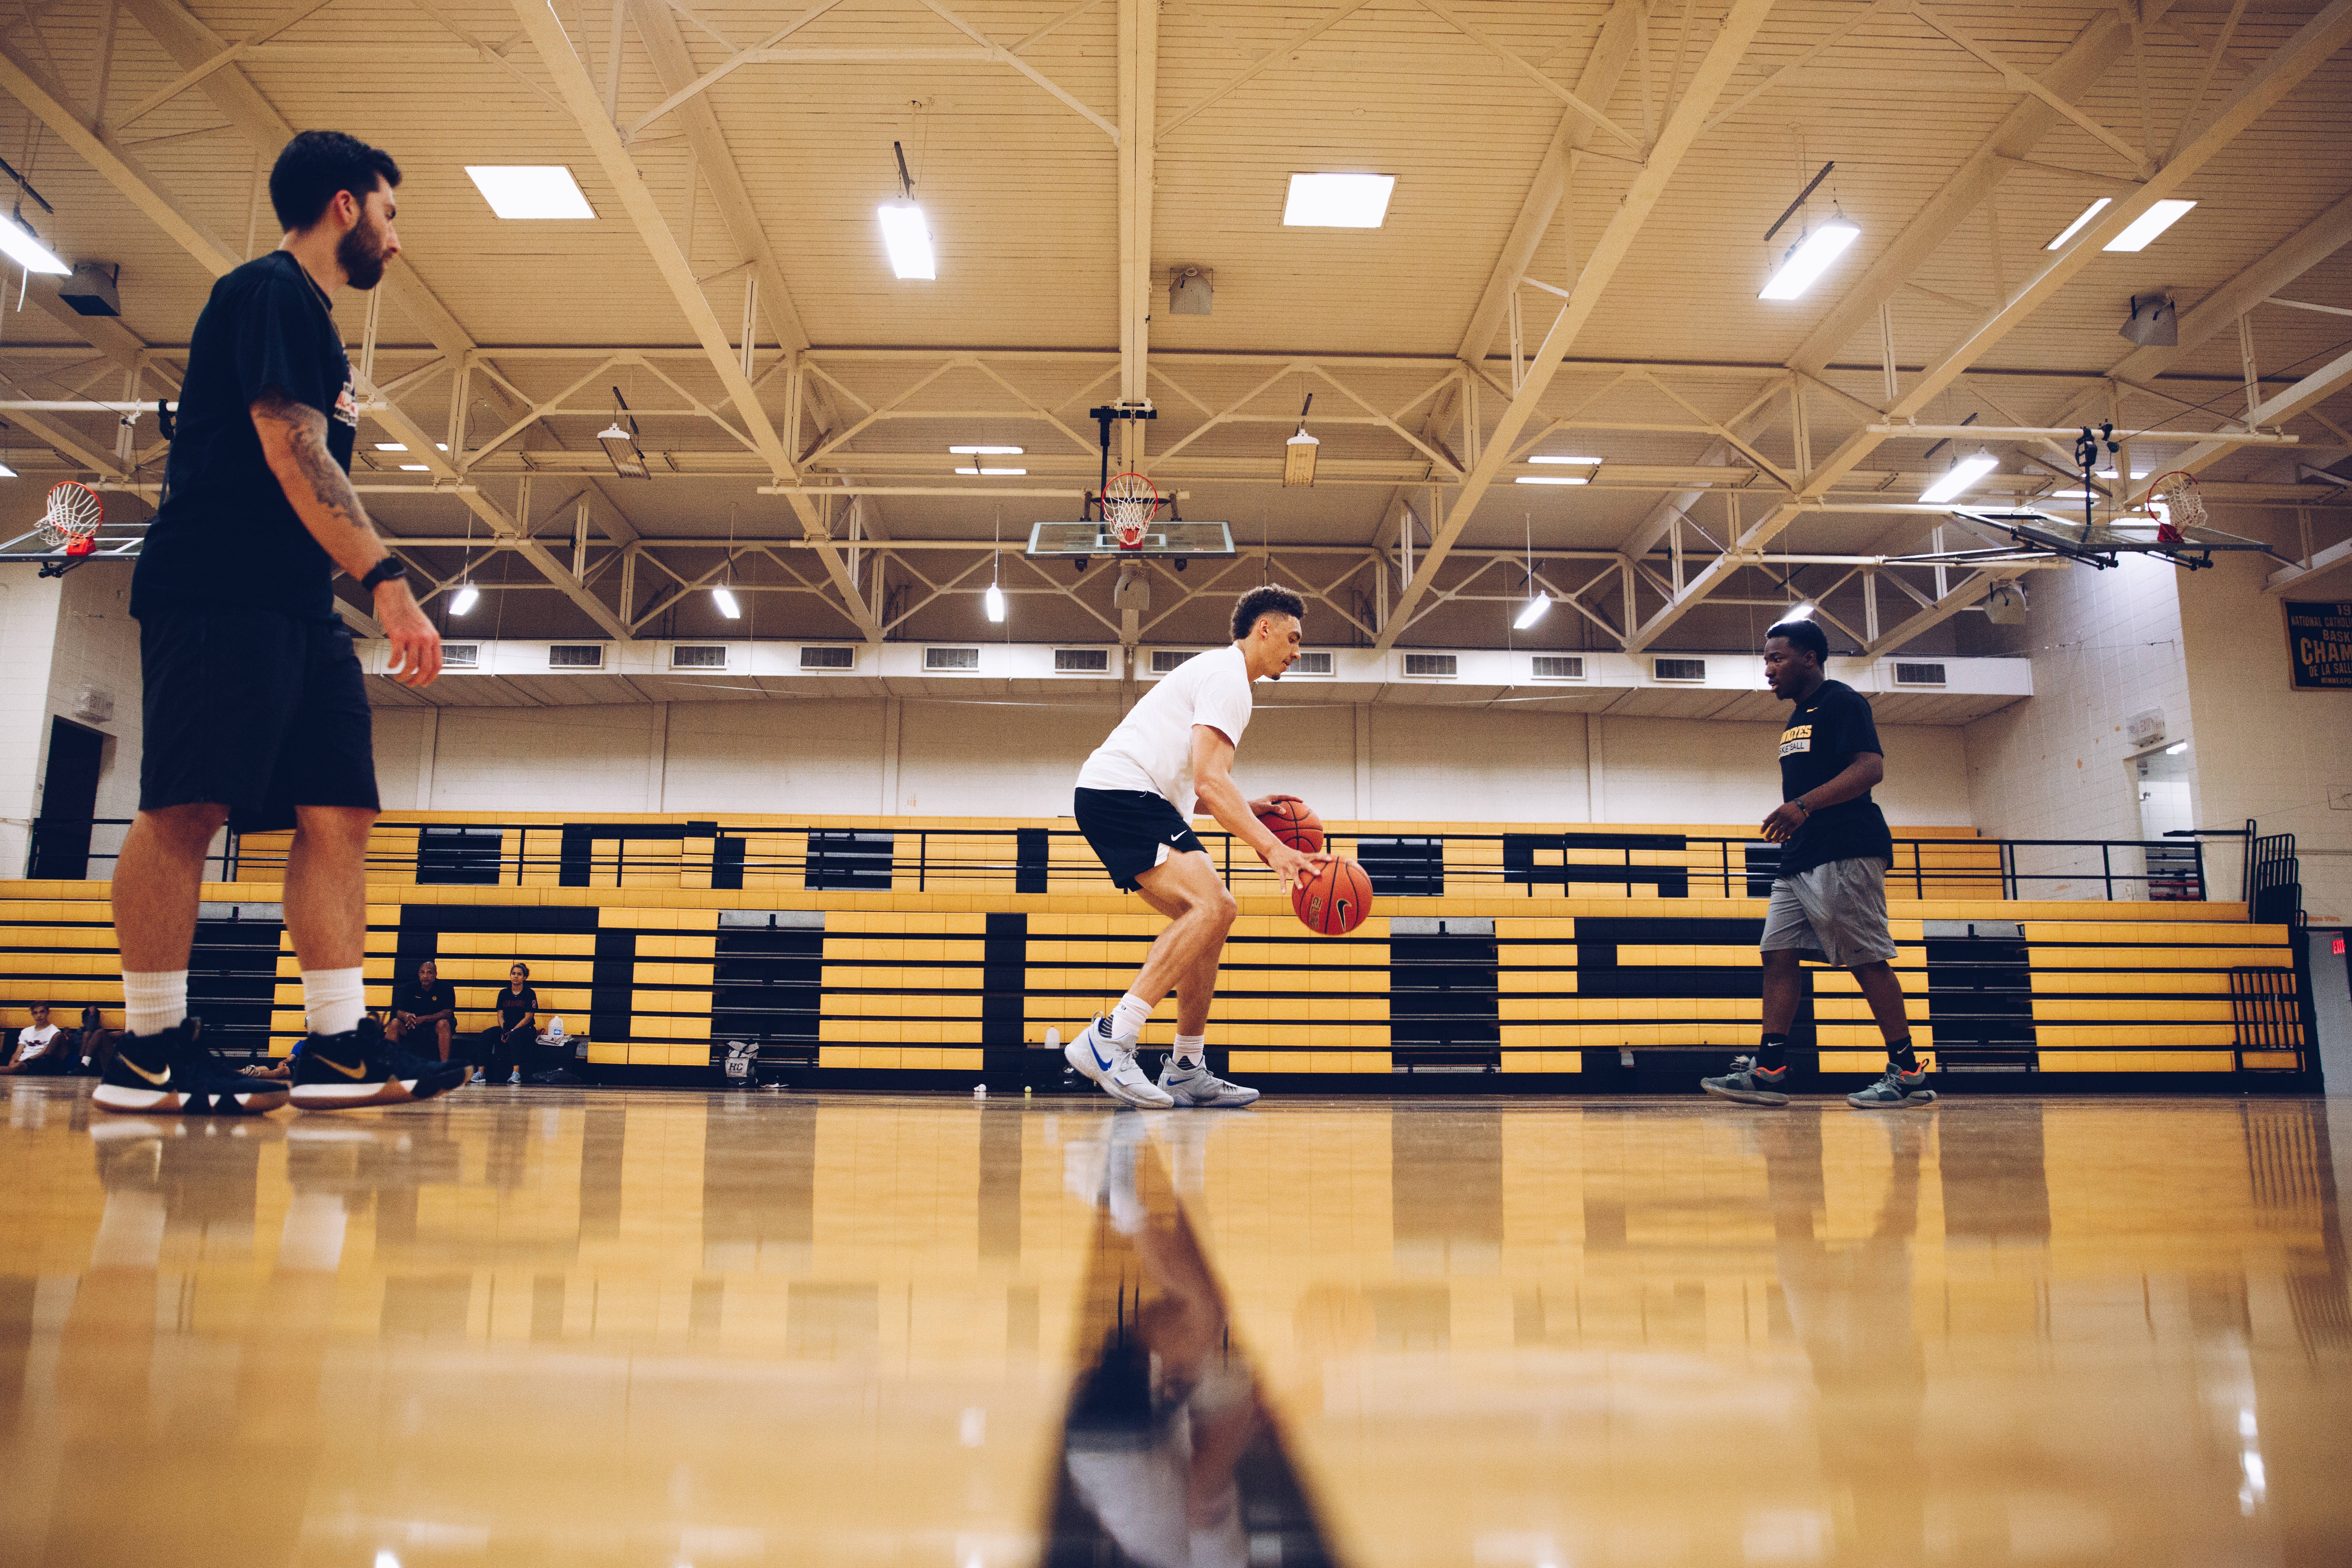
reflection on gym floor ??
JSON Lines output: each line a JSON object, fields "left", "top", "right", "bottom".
{"left": 1, "top": 1082, "right": 2348, "bottom": 1566}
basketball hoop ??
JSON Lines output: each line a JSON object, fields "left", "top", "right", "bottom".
{"left": 1100, "top": 471, "right": 1161, "bottom": 550}
{"left": 2148, "top": 470, "right": 2204, "bottom": 544}
{"left": 39, "top": 482, "right": 101, "bottom": 557}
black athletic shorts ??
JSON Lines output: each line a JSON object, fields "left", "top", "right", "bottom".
{"left": 1073, "top": 787, "right": 1207, "bottom": 892}
{"left": 138, "top": 607, "right": 380, "bottom": 834}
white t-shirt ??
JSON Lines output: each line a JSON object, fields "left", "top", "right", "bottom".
{"left": 16, "top": 1022, "right": 60, "bottom": 1060}
{"left": 1075, "top": 644, "right": 1255, "bottom": 816}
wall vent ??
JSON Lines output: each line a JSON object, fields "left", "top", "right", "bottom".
{"left": 798, "top": 645, "right": 854, "bottom": 670}
{"left": 1150, "top": 649, "right": 1199, "bottom": 675}
{"left": 924, "top": 646, "right": 980, "bottom": 672}
{"left": 671, "top": 645, "right": 727, "bottom": 670}
{"left": 548, "top": 644, "right": 604, "bottom": 669}
{"left": 1291, "top": 651, "right": 1334, "bottom": 675}
{"left": 1652, "top": 657, "right": 1706, "bottom": 681}
{"left": 1893, "top": 661, "right": 1947, "bottom": 687}
{"left": 1531, "top": 655, "right": 1584, "bottom": 680}
{"left": 441, "top": 643, "right": 479, "bottom": 669}
{"left": 1402, "top": 653, "right": 1458, "bottom": 678}
{"left": 1054, "top": 648, "right": 1110, "bottom": 673}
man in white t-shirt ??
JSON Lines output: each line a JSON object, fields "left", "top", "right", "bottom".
{"left": 1068, "top": 585, "right": 1328, "bottom": 1108}
{"left": 0, "top": 1002, "right": 70, "bottom": 1076}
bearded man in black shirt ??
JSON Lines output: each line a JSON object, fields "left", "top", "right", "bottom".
{"left": 1702, "top": 617, "right": 1934, "bottom": 1110}
{"left": 95, "top": 131, "right": 458, "bottom": 1117}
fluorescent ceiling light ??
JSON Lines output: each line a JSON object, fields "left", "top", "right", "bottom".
{"left": 1759, "top": 215, "right": 1860, "bottom": 300}
{"left": 2045, "top": 489, "right": 2098, "bottom": 499}
{"left": 0, "top": 463, "right": 18, "bottom": 478}
{"left": 949, "top": 445, "right": 1023, "bottom": 455}
{"left": 465, "top": 165, "right": 595, "bottom": 220}
{"left": 1513, "top": 593, "right": 1551, "bottom": 630}
{"left": 1515, "top": 475, "right": 1588, "bottom": 486}
{"left": 877, "top": 202, "right": 935, "bottom": 279}
{"left": 2164, "top": 742, "right": 2187, "bottom": 756}
{"left": 955, "top": 466, "right": 1026, "bottom": 476}
{"left": 712, "top": 586, "right": 741, "bottom": 619}
{"left": 448, "top": 583, "right": 479, "bottom": 616}
{"left": 1920, "top": 449, "right": 1999, "bottom": 504}
{"left": 2103, "top": 199, "right": 2195, "bottom": 252}
{"left": 1528, "top": 455, "right": 1603, "bottom": 465}
{"left": 375, "top": 442, "right": 407, "bottom": 452}
{"left": 1283, "top": 173, "right": 1396, "bottom": 228}
{"left": 1781, "top": 601, "right": 1816, "bottom": 621}
{"left": 398, "top": 463, "right": 429, "bottom": 471}
{"left": 0, "top": 210, "right": 69, "bottom": 275}
{"left": 984, "top": 583, "right": 1006, "bottom": 623}
{"left": 2045, "top": 197, "right": 2111, "bottom": 250}
{"left": 2094, "top": 467, "right": 2150, "bottom": 479}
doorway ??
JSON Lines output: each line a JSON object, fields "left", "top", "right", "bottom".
{"left": 30, "top": 717, "right": 105, "bottom": 879}
{"left": 2130, "top": 744, "right": 2198, "bottom": 899}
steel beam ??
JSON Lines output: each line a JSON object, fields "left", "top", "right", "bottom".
{"left": 1372, "top": 0, "right": 1778, "bottom": 653}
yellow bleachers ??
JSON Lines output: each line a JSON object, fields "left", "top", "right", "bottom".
{"left": 0, "top": 820, "right": 2304, "bottom": 1084}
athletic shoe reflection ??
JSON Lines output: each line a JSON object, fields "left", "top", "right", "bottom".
{"left": 1050, "top": 1113, "right": 1343, "bottom": 1568}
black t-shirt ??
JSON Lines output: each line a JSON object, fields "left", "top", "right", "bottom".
{"left": 1774, "top": 679, "right": 1894, "bottom": 878}
{"left": 396, "top": 978, "right": 456, "bottom": 1018}
{"left": 497, "top": 986, "right": 539, "bottom": 1031}
{"left": 132, "top": 251, "right": 356, "bottom": 622}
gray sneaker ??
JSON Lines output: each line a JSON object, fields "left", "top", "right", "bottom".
{"left": 1158, "top": 1058, "right": 1260, "bottom": 1107}
{"left": 1701, "top": 1055, "right": 1791, "bottom": 1106}
{"left": 1848, "top": 1064, "right": 1935, "bottom": 1109}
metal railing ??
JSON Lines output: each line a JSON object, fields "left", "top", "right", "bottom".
{"left": 21, "top": 816, "right": 2233, "bottom": 907}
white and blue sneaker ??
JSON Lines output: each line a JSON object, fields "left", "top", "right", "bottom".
{"left": 1158, "top": 1057, "right": 1259, "bottom": 1108}
{"left": 1064, "top": 1017, "right": 1173, "bottom": 1109}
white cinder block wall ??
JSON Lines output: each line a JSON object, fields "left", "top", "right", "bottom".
{"left": 1961, "top": 556, "right": 2202, "bottom": 899}
{"left": 372, "top": 696, "right": 1975, "bottom": 829}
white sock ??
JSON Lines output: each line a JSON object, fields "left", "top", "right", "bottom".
{"left": 121, "top": 971, "right": 187, "bottom": 1038}
{"left": 1173, "top": 1034, "right": 1206, "bottom": 1069}
{"left": 1110, "top": 992, "right": 1154, "bottom": 1045}
{"left": 302, "top": 966, "right": 367, "bottom": 1037}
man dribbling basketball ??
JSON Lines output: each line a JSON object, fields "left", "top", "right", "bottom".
{"left": 1067, "top": 586, "right": 1329, "bottom": 1107}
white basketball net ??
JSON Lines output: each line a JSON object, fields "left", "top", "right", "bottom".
{"left": 38, "top": 482, "right": 101, "bottom": 550}
{"left": 2154, "top": 473, "right": 2205, "bottom": 535}
{"left": 1102, "top": 472, "right": 1159, "bottom": 549}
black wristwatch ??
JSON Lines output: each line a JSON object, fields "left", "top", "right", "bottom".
{"left": 359, "top": 557, "right": 407, "bottom": 592}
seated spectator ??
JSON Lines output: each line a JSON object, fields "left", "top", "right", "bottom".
{"left": 484, "top": 963, "right": 539, "bottom": 1086}
{"left": 387, "top": 958, "right": 457, "bottom": 1063}
{"left": 0, "top": 1002, "right": 72, "bottom": 1076}
{"left": 74, "top": 1003, "right": 118, "bottom": 1077}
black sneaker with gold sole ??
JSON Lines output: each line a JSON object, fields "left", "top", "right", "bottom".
{"left": 92, "top": 1018, "right": 289, "bottom": 1115}
{"left": 289, "top": 1017, "right": 469, "bottom": 1110}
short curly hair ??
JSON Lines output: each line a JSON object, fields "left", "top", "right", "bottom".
{"left": 1766, "top": 617, "right": 1828, "bottom": 663}
{"left": 1231, "top": 584, "right": 1306, "bottom": 641}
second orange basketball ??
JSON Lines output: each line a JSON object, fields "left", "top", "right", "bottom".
{"left": 1257, "top": 797, "right": 1324, "bottom": 853}
{"left": 1293, "top": 857, "right": 1372, "bottom": 935}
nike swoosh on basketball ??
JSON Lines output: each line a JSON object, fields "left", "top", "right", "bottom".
{"left": 123, "top": 1057, "right": 170, "bottom": 1086}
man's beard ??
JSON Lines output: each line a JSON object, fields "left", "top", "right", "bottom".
{"left": 339, "top": 216, "right": 390, "bottom": 290}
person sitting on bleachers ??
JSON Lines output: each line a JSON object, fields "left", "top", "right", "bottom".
{"left": 386, "top": 958, "right": 457, "bottom": 1063}
{"left": 74, "top": 1003, "right": 119, "bottom": 1077}
{"left": 0, "top": 1002, "right": 73, "bottom": 1076}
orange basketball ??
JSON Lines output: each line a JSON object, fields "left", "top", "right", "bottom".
{"left": 1258, "top": 798, "right": 1324, "bottom": 853}
{"left": 1293, "top": 857, "right": 1372, "bottom": 935}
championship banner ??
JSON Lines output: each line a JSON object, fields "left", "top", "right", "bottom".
{"left": 2284, "top": 598, "right": 2352, "bottom": 690}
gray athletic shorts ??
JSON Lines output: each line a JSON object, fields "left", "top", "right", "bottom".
{"left": 1762, "top": 857, "right": 1898, "bottom": 968}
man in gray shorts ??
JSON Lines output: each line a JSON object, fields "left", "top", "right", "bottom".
{"left": 1702, "top": 616, "right": 1932, "bottom": 1110}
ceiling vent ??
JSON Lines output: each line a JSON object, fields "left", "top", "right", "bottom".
{"left": 1291, "top": 651, "right": 1334, "bottom": 675}
{"left": 1054, "top": 648, "right": 1110, "bottom": 673}
{"left": 1150, "top": 650, "right": 1199, "bottom": 675}
{"left": 671, "top": 645, "right": 727, "bottom": 670}
{"left": 924, "top": 646, "right": 980, "bottom": 672}
{"left": 441, "top": 643, "right": 479, "bottom": 670}
{"left": 1402, "top": 653, "right": 1457, "bottom": 678}
{"left": 1892, "top": 661, "right": 1947, "bottom": 687}
{"left": 1531, "top": 655, "right": 1585, "bottom": 680}
{"left": 799, "top": 646, "right": 854, "bottom": 670}
{"left": 548, "top": 644, "right": 604, "bottom": 669}
{"left": 1653, "top": 657, "right": 1706, "bottom": 682}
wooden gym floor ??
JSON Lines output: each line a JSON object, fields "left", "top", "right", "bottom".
{"left": 2, "top": 1082, "right": 2347, "bottom": 1567}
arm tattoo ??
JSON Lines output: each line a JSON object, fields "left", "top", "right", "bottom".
{"left": 254, "top": 388, "right": 377, "bottom": 548}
